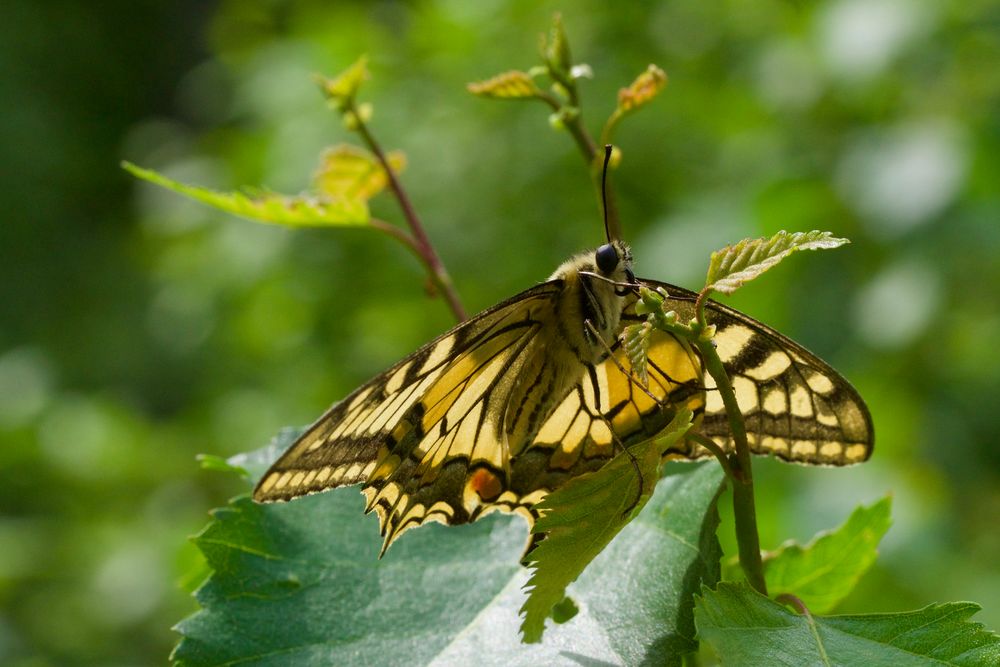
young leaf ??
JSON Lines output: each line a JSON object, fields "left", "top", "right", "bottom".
{"left": 705, "top": 230, "right": 848, "bottom": 296}
{"left": 313, "top": 55, "right": 369, "bottom": 110}
{"left": 622, "top": 321, "right": 652, "bottom": 387}
{"left": 616, "top": 64, "right": 668, "bottom": 114}
{"left": 696, "top": 583, "right": 1000, "bottom": 666}
{"left": 313, "top": 144, "right": 406, "bottom": 201}
{"left": 122, "top": 162, "right": 369, "bottom": 227}
{"left": 519, "top": 410, "right": 692, "bottom": 643}
{"left": 601, "top": 64, "right": 668, "bottom": 145}
{"left": 467, "top": 71, "right": 544, "bottom": 100}
{"left": 542, "top": 13, "right": 573, "bottom": 80}
{"left": 764, "top": 497, "right": 892, "bottom": 614}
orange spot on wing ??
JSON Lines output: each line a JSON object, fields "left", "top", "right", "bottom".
{"left": 469, "top": 467, "right": 502, "bottom": 500}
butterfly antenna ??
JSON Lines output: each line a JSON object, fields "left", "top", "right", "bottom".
{"left": 602, "top": 144, "right": 614, "bottom": 244}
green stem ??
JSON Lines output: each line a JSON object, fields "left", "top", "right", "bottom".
{"left": 369, "top": 218, "right": 421, "bottom": 257}
{"left": 694, "top": 330, "right": 768, "bottom": 596}
{"left": 537, "top": 90, "right": 598, "bottom": 164}
{"left": 536, "top": 90, "right": 619, "bottom": 240}
{"left": 349, "top": 106, "right": 467, "bottom": 322}
{"left": 689, "top": 431, "right": 736, "bottom": 480}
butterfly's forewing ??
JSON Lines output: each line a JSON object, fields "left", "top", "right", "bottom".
{"left": 255, "top": 281, "right": 576, "bottom": 552}
{"left": 636, "top": 280, "right": 874, "bottom": 465}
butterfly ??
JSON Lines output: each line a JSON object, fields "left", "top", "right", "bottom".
{"left": 253, "top": 238, "right": 874, "bottom": 556}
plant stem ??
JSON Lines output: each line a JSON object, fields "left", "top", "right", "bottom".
{"left": 369, "top": 218, "right": 420, "bottom": 256}
{"left": 349, "top": 107, "right": 467, "bottom": 322}
{"left": 694, "top": 331, "right": 768, "bottom": 596}
{"left": 689, "top": 431, "right": 736, "bottom": 480}
{"left": 536, "top": 90, "right": 620, "bottom": 241}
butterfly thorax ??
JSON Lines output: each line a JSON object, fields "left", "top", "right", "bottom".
{"left": 503, "top": 241, "right": 634, "bottom": 454}
{"left": 547, "top": 239, "right": 633, "bottom": 365}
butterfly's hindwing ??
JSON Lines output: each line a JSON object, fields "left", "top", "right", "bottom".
{"left": 634, "top": 280, "right": 874, "bottom": 466}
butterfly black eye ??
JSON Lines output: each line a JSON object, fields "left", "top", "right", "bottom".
{"left": 595, "top": 243, "right": 618, "bottom": 274}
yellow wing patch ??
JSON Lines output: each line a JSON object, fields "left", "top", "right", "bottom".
{"left": 635, "top": 279, "right": 874, "bottom": 466}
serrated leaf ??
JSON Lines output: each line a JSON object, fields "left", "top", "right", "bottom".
{"left": 601, "top": 64, "right": 668, "bottom": 145}
{"left": 764, "top": 497, "right": 892, "bottom": 614}
{"left": 123, "top": 162, "right": 369, "bottom": 227}
{"left": 314, "top": 55, "right": 369, "bottom": 109}
{"left": 616, "top": 64, "right": 668, "bottom": 114}
{"left": 467, "top": 70, "right": 543, "bottom": 99}
{"left": 175, "top": 431, "right": 726, "bottom": 666}
{"left": 520, "top": 411, "right": 693, "bottom": 643}
{"left": 705, "top": 230, "right": 848, "bottom": 295}
{"left": 313, "top": 144, "right": 406, "bottom": 201}
{"left": 696, "top": 583, "right": 1000, "bottom": 666}
{"left": 173, "top": 432, "right": 527, "bottom": 666}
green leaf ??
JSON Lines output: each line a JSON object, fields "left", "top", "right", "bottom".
{"left": 196, "top": 454, "right": 248, "bottom": 479}
{"left": 313, "top": 55, "right": 369, "bottom": 110}
{"left": 705, "top": 230, "right": 848, "bottom": 295}
{"left": 696, "top": 583, "right": 1000, "bottom": 666}
{"left": 173, "top": 429, "right": 527, "bottom": 665}
{"left": 467, "top": 70, "right": 544, "bottom": 99}
{"left": 764, "top": 497, "right": 892, "bottom": 614}
{"left": 439, "top": 461, "right": 725, "bottom": 665}
{"left": 520, "top": 410, "right": 711, "bottom": 645}
{"left": 122, "top": 162, "right": 369, "bottom": 227}
{"left": 176, "top": 429, "right": 725, "bottom": 665}
{"left": 519, "top": 432, "right": 663, "bottom": 643}
{"left": 543, "top": 13, "right": 573, "bottom": 79}
{"left": 312, "top": 144, "right": 406, "bottom": 201}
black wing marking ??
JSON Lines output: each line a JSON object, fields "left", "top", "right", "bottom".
{"left": 634, "top": 279, "right": 874, "bottom": 465}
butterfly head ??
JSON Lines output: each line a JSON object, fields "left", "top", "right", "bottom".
{"left": 594, "top": 239, "right": 636, "bottom": 294}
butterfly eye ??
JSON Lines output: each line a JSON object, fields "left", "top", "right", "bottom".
{"left": 595, "top": 243, "right": 619, "bottom": 274}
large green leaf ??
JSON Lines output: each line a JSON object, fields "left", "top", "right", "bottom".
{"left": 174, "top": 431, "right": 725, "bottom": 666}
{"left": 696, "top": 583, "right": 1000, "bottom": 666}
{"left": 520, "top": 411, "right": 691, "bottom": 643}
{"left": 437, "top": 461, "right": 725, "bottom": 666}
{"left": 763, "top": 497, "right": 892, "bottom": 614}
{"left": 173, "top": 491, "right": 525, "bottom": 664}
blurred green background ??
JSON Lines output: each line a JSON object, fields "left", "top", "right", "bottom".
{"left": 2, "top": 0, "right": 999, "bottom": 664}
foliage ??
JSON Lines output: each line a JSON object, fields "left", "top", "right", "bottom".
{"left": 520, "top": 411, "right": 692, "bottom": 642}
{"left": 123, "top": 162, "right": 370, "bottom": 227}
{"left": 696, "top": 583, "right": 1000, "bottom": 666}
{"left": 173, "top": 424, "right": 726, "bottom": 665}
{"left": 705, "top": 230, "right": 849, "bottom": 296}
{"left": 762, "top": 497, "right": 892, "bottom": 614}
